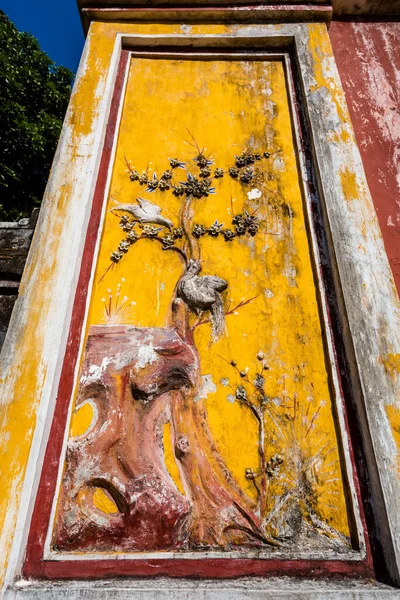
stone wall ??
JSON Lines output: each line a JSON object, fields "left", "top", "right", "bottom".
{"left": 0, "top": 209, "right": 38, "bottom": 349}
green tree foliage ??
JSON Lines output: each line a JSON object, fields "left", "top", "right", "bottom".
{"left": 0, "top": 10, "right": 73, "bottom": 221}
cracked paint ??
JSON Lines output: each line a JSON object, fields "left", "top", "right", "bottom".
{"left": 1, "top": 18, "right": 398, "bottom": 585}
{"left": 330, "top": 21, "right": 400, "bottom": 292}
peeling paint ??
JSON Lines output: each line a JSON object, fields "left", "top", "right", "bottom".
{"left": 380, "top": 353, "right": 400, "bottom": 381}
{"left": 340, "top": 167, "right": 359, "bottom": 202}
{"left": 385, "top": 405, "right": 400, "bottom": 476}
{"left": 330, "top": 21, "right": 400, "bottom": 292}
{"left": 194, "top": 374, "right": 217, "bottom": 402}
{"left": 1, "top": 18, "right": 399, "bottom": 588}
{"left": 0, "top": 21, "right": 126, "bottom": 586}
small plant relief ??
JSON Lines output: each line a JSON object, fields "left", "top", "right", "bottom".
{"left": 101, "top": 278, "right": 136, "bottom": 325}
{"left": 219, "top": 352, "right": 352, "bottom": 551}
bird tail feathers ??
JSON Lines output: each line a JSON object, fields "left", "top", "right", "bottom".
{"left": 210, "top": 297, "right": 226, "bottom": 342}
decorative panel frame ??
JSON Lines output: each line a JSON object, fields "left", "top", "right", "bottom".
{"left": 1, "top": 21, "right": 399, "bottom": 599}
{"left": 23, "top": 43, "right": 368, "bottom": 576}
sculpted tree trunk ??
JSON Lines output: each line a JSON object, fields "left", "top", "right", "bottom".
{"left": 167, "top": 299, "right": 271, "bottom": 549}
{"left": 53, "top": 325, "right": 195, "bottom": 552}
{"left": 54, "top": 307, "right": 270, "bottom": 551}
{"left": 170, "top": 389, "right": 265, "bottom": 548}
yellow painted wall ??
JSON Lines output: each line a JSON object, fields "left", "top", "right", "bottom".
{"left": 0, "top": 20, "right": 375, "bottom": 583}
{"left": 66, "top": 55, "right": 352, "bottom": 539}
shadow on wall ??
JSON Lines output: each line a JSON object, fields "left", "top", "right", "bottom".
{"left": 0, "top": 208, "right": 39, "bottom": 349}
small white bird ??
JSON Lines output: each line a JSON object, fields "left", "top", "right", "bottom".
{"left": 111, "top": 197, "right": 173, "bottom": 230}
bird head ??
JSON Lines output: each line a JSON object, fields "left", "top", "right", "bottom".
{"left": 186, "top": 259, "right": 202, "bottom": 275}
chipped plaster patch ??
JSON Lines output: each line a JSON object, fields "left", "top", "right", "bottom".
{"left": 273, "top": 155, "right": 285, "bottom": 171}
{"left": 247, "top": 188, "right": 262, "bottom": 200}
{"left": 81, "top": 357, "right": 111, "bottom": 385}
{"left": 380, "top": 353, "right": 400, "bottom": 381}
{"left": 385, "top": 404, "right": 400, "bottom": 476}
{"left": 133, "top": 343, "right": 158, "bottom": 371}
{"left": 340, "top": 167, "right": 359, "bottom": 202}
{"left": 194, "top": 374, "right": 217, "bottom": 402}
{"left": 180, "top": 24, "right": 192, "bottom": 34}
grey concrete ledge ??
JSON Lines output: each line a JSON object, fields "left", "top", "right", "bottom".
{"left": 7, "top": 578, "right": 400, "bottom": 599}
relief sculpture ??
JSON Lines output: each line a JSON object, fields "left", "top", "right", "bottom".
{"left": 51, "top": 58, "right": 356, "bottom": 557}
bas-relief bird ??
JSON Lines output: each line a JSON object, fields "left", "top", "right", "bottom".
{"left": 177, "top": 259, "right": 228, "bottom": 340}
{"left": 111, "top": 197, "right": 173, "bottom": 230}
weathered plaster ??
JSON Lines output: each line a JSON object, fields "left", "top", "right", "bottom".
{"left": 332, "top": 0, "right": 400, "bottom": 16}
{"left": 5, "top": 577, "right": 400, "bottom": 600}
{"left": 296, "top": 21, "right": 400, "bottom": 582}
{"left": 76, "top": 0, "right": 400, "bottom": 16}
{"left": 330, "top": 21, "right": 400, "bottom": 294}
{"left": 0, "top": 19, "right": 399, "bottom": 597}
{"left": 78, "top": 6, "right": 333, "bottom": 32}
{"left": 0, "top": 22, "right": 123, "bottom": 590}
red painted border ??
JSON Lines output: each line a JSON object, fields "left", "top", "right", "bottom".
{"left": 23, "top": 48, "right": 129, "bottom": 578}
{"left": 24, "top": 48, "right": 373, "bottom": 581}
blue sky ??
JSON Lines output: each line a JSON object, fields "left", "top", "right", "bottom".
{"left": 0, "top": 0, "right": 85, "bottom": 72}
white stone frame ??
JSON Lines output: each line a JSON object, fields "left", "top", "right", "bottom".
{"left": 2, "top": 24, "right": 400, "bottom": 599}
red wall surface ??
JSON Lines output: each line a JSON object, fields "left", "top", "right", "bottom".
{"left": 329, "top": 21, "right": 400, "bottom": 294}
